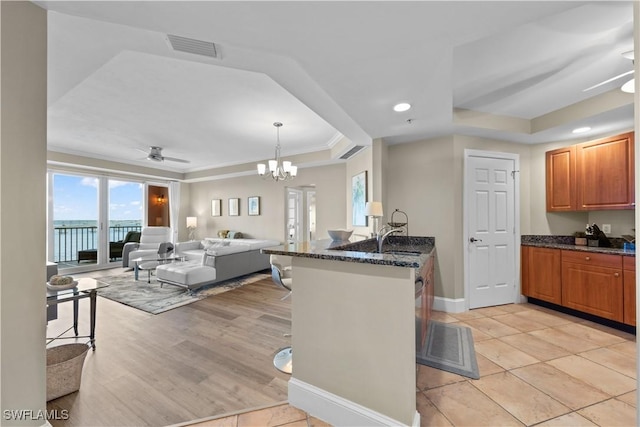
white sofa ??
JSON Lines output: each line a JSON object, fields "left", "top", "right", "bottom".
{"left": 124, "top": 226, "right": 172, "bottom": 268}
{"left": 156, "top": 238, "right": 280, "bottom": 292}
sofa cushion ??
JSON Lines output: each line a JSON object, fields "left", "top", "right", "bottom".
{"left": 206, "top": 245, "right": 248, "bottom": 256}
{"left": 156, "top": 261, "right": 216, "bottom": 288}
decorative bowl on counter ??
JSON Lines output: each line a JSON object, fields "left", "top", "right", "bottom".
{"left": 328, "top": 229, "right": 353, "bottom": 241}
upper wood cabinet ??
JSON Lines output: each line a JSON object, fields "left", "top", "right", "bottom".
{"left": 546, "top": 146, "right": 576, "bottom": 212}
{"left": 576, "top": 132, "right": 634, "bottom": 210}
{"left": 546, "top": 131, "right": 634, "bottom": 211}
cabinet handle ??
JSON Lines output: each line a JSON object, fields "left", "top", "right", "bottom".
{"left": 614, "top": 272, "right": 620, "bottom": 277}
{"left": 585, "top": 256, "right": 590, "bottom": 261}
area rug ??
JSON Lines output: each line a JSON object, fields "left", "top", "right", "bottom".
{"left": 96, "top": 270, "right": 271, "bottom": 315}
{"left": 416, "top": 320, "right": 479, "bottom": 379}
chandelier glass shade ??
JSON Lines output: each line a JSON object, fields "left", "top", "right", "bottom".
{"left": 257, "top": 122, "right": 297, "bottom": 181}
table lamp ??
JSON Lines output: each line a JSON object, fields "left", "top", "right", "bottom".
{"left": 365, "top": 201, "right": 383, "bottom": 237}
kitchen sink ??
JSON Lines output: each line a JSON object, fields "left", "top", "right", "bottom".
{"left": 382, "top": 250, "right": 422, "bottom": 256}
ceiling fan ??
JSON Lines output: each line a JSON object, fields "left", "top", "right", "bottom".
{"left": 584, "top": 50, "right": 635, "bottom": 93}
{"left": 138, "top": 146, "right": 190, "bottom": 164}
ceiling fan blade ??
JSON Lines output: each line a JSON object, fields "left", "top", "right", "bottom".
{"left": 583, "top": 70, "right": 634, "bottom": 92}
{"left": 162, "top": 156, "right": 190, "bottom": 163}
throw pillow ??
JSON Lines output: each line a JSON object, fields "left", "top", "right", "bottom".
{"left": 201, "top": 252, "right": 215, "bottom": 267}
{"left": 201, "top": 240, "right": 215, "bottom": 250}
{"left": 228, "top": 231, "right": 243, "bottom": 239}
{"left": 217, "top": 230, "right": 229, "bottom": 238}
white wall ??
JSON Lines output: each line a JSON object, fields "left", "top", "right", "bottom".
{"left": 187, "top": 163, "right": 346, "bottom": 242}
{"left": 345, "top": 147, "right": 373, "bottom": 238}
{"left": 385, "top": 132, "right": 637, "bottom": 301}
{"left": 0, "top": 2, "right": 48, "bottom": 423}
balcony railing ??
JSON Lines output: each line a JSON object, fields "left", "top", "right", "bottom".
{"left": 53, "top": 225, "right": 142, "bottom": 263}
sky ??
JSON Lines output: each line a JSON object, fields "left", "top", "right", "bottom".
{"left": 53, "top": 174, "right": 143, "bottom": 222}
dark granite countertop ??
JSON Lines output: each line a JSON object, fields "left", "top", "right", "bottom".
{"left": 262, "top": 236, "right": 435, "bottom": 269}
{"left": 522, "top": 235, "right": 635, "bottom": 257}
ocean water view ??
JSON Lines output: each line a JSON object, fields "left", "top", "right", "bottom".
{"left": 53, "top": 219, "right": 142, "bottom": 262}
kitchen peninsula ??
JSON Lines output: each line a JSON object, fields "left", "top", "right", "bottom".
{"left": 263, "top": 236, "right": 435, "bottom": 427}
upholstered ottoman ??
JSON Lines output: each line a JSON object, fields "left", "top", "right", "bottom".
{"left": 155, "top": 261, "right": 215, "bottom": 292}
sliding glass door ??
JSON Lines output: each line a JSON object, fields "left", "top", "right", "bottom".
{"left": 48, "top": 171, "right": 143, "bottom": 272}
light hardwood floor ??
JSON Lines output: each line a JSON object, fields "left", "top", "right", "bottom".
{"left": 46, "top": 268, "right": 293, "bottom": 427}
{"left": 47, "top": 268, "right": 637, "bottom": 427}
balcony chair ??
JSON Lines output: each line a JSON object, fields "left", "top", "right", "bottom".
{"left": 123, "top": 226, "right": 172, "bottom": 268}
{"left": 270, "top": 254, "right": 293, "bottom": 374}
{"left": 109, "top": 230, "right": 141, "bottom": 261}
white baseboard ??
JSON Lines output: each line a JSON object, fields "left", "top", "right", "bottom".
{"left": 288, "top": 378, "right": 419, "bottom": 427}
{"left": 433, "top": 296, "right": 529, "bottom": 313}
{"left": 433, "top": 296, "right": 466, "bottom": 313}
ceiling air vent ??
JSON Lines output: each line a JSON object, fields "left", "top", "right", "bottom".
{"left": 339, "top": 145, "right": 366, "bottom": 160}
{"left": 167, "top": 34, "right": 218, "bottom": 58}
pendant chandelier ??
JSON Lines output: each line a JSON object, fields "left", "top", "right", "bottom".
{"left": 257, "top": 122, "right": 297, "bottom": 181}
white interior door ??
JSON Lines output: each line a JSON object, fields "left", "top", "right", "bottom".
{"left": 466, "top": 152, "right": 517, "bottom": 309}
{"left": 286, "top": 188, "right": 303, "bottom": 243}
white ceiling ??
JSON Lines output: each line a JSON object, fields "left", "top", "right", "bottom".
{"left": 36, "top": 1, "right": 634, "bottom": 175}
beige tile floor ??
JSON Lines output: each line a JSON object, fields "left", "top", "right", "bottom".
{"left": 184, "top": 303, "right": 637, "bottom": 427}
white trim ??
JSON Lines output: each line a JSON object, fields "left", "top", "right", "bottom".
{"left": 433, "top": 297, "right": 466, "bottom": 313}
{"left": 288, "top": 378, "right": 420, "bottom": 427}
{"left": 463, "top": 149, "right": 521, "bottom": 310}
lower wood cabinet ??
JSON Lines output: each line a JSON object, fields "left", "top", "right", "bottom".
{"left": 521, "top": 246, "right": 562, "bottom": 304}
{"left": 561, "top": 251, "right": 623, "bottom": 323}
{"left": 623, "top": 256, "right": 636, "bottom": 326}
{"left": 522, "top": 247, "right": 633, "bottom": 325}
{"left": 416, "top": 253, "right": 435, "bottom": 349}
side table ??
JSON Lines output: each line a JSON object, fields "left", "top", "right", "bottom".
{"left": 46, "top": 278, "right": 108, "bottom": 350}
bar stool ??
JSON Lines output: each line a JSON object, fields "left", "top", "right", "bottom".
{"left": 270, "top": 255, "right": 293, "bottom": 374}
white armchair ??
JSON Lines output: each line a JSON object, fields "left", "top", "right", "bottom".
{"left": 124, "top": 227, "right": 172, "bottom": 267}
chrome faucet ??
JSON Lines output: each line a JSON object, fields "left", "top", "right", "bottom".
{"left": 377, "top": 224, "right": 405, "bottom": 253}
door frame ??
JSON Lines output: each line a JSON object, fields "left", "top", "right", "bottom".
{"left": 463, "top": 149, "right": 521, "bottom": 310}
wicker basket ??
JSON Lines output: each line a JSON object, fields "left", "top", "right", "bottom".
{"left": 46, "top": 343, "right": 89, "bottom": 401}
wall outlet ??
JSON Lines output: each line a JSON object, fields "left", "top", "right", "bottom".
{"left": 602, "top": 224, "right": 611, "bottom": 234}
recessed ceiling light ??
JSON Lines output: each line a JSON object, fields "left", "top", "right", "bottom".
{"left": 572, "top": 127, "right": 591, "bottom": 134}
{"left": 393, "top": 103, "right": 411, "bottom": 112}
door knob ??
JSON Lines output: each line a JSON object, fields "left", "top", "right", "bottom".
{"left": 470, "top": 237, "right": 482, "bottom": 243}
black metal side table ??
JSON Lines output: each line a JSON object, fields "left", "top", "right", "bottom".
{"left": 46, "top": 278, "right": 109, "bottom": 350}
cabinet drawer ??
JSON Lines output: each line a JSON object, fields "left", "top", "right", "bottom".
{"left": 623, "top": 256, "right": 635, "bottom": 272}
{"left": 561, "top": 250, "right": 622, "bottom": 269}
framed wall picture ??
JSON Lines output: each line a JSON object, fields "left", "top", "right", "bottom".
{"left": 229, "top": 198, "right": 239, "bottom": 216}
{"left": 352, "top": 171, "right": 368, "bottom": 226}
{"left": 211, "top": 199, "right": 221, "bottom": 216}
{"left": 248, "top": 196, "right": 260, "bottom": 216}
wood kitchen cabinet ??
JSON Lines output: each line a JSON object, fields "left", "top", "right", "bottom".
{"left": 546, "top": 131, "right": 634, "bottom": 211}
{"left": 416, "top": 253, "right": 435, "bottom": 350}
{"left": 521, "top": 246, "right": 562, "bottom": 304}
{"left": 575, "top": 132, "right": 634, "bottom": 210}
{"left": 623, "top": 256, "right": 636, "bottom": 326}
{"left": 546, "top": 146, "right": 576, "bottom": 212}
{"left": 561, "top": 250, "right": 623, "bottom": 322}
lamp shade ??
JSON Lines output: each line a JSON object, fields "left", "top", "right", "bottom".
{"left": 186, "top": 216, "right": 197, "bottom": 229}
{"left": 365, "top": 201, "right": 383, "bottom": 217}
